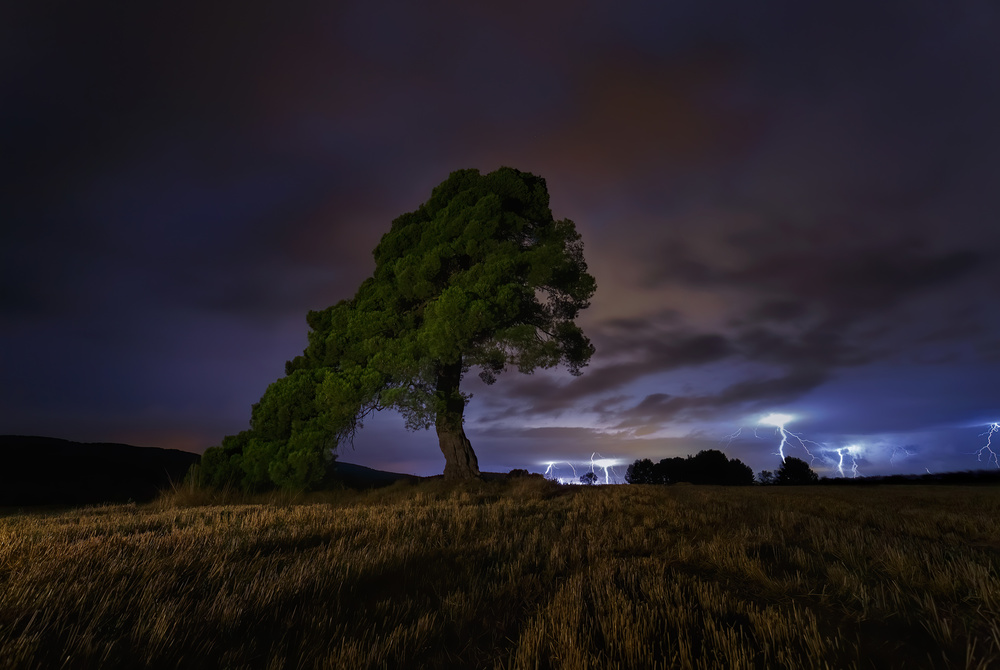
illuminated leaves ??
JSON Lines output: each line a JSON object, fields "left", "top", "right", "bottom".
{"left": 205, "top": 167, "right": 596, "bottom": 488}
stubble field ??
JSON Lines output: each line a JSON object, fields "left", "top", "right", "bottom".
{"left": 1, "top": 480, "right": 998, "bottom": 669}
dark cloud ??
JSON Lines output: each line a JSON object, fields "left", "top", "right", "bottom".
{"left": 734, "top": 326, "right": 865, "bottom": 367}
{"left": 3, "top": 0, "right": 1000, "bottom": 478}
{"left": 747, "top": 299, "right": 808, "bottom": 323}
{"left": 487, "top": 236, "right": 985, "bottom": 413}
{"left": 482, "top": 233, "right": 989, "bottom": 434}
{"left": 647, "top": 236, "right": 990, "bottom": 359}
{"left": 648, "top": 236, "right": 983, "bottom": 300}
{"left": 480, "top": 327, "right": 735, "bottom": 419}
{"left": 614, "top": 368, "right": 830, "bottom": 428}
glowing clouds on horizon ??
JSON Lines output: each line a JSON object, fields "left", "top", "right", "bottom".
{"left": 540, "top": 453, "right": 626, "bottom": 484}
{"left": 533, "top": 414, "right": 1000, "bottom": 482}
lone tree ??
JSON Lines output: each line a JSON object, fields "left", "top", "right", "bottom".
{"left": 775, "top": 457, "right": 818, "bottom": 485}
{"left": 200, "top": 167, "right": 596, "bottom": 488}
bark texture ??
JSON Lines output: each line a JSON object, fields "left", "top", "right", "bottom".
{"left": 435, "top": 359, "right": 481, "bottom": 479}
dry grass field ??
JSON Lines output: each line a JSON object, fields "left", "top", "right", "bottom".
{"left": 1, "top": 480, "right": 998, "bottom": 669}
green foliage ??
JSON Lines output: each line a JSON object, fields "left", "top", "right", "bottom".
{"left": 199, "top": 167, "right": 595, "bottom": 490}
{"left": 195, "top": 433, "right": 249, "bottom": 489}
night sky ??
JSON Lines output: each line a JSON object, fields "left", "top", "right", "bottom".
{"left": 4, "top": 1, "right": 999, "bottom": 479}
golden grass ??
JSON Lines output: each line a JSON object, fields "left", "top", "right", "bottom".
{"left": 1, "top": 481, "right": 998, "bottom": 669}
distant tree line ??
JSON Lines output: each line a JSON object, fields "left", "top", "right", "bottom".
{"left": 626, "top": 450, "right": 755, "bottom": 486}
{"left": 625, "top": 452, "right": 824, "bottom": 486}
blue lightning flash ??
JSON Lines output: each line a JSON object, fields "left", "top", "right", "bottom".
{"left": 590, "top": 453, "right": 625, "bottom": 484}
{"left": 836, "top": 446, "right": 861, "bottom": 478}
{"left": 722, "top": 427, "right": 743, "bottom": 448}
{"left": 974, "top": 422, "right": 1000, "bottom": 468}
{"left": 542, "top": 455, "right": 625, "bottom": 484}
{"left": 890, "top": 445, "right": 917, "bottom": 467}
{"left": 757, "top": 413, "right": 817, "bottom": 462}
{"left": 543, "top": 460, "right": 578, "bottom": 483}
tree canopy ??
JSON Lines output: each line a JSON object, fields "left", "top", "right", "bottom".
{"left": 199, "top": 167, "right": 596, "bottom": 489}
{"left": 775, "top": 457, "right": 819, "bottom": 485}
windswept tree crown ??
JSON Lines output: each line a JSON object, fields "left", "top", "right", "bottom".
{"left": 199, "top": 167, "right": 596, "bottom": 489}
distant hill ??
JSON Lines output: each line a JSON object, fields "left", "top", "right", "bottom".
{"left": 0, "top": 436, "right": 200, "bottom": 507}
{"left": 332, "top": 462, "right": 421, "bottom": 489}
{"left": 0, "top": 436, "right": 434, "bottom": 505}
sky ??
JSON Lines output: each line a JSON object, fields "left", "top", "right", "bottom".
{"left": 3, "top": 1, "right": 1000, "bottom": 480}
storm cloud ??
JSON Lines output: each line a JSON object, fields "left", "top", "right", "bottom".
{"left": 3, "top": 0, "right": 1000, "bottom": 477}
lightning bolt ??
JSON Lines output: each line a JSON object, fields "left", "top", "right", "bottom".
{"left": 542, "top": 460, "right": 578, "bottom": 484}
{"left": 836, "top": 446, "right": 861, "bottom": 478}
{"left": 542, "top": 456, "right": 625, "bottom": 484}
{"left": 756, "top": 413, "right": 819, "bottom": 463}
{"left": 721, "top": 427, "right": 743, "bottom": 448}
{"left": 890, "top": 445, "right": 916, "bottom": 467}
{"left": 974, "top": 422, "right": 1000, "bottom": 468}
{"left": 590, "top": 453, "right": 625, "bottom": 485}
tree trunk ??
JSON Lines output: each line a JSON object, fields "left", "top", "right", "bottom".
{"left": 435, "top": 359, "right": 481, "bottom": 480}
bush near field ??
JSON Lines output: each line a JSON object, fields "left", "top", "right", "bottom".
{"left": 1, "top": 481, "right": 998, "bottom": 669}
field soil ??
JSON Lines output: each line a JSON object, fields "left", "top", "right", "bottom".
{"left": 1, "top": 480, "right": 998, "bottom": 669}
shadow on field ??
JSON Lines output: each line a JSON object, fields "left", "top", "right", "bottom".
{"left": 2, "top": 480, "right": 998, "bottom": 669}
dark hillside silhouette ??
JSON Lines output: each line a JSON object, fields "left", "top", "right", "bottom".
{"left": 0, "top": 436, "right": 199, "bottom": 506}
{"left": 332, "top": 462, "right": 420, "bottom": 489}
